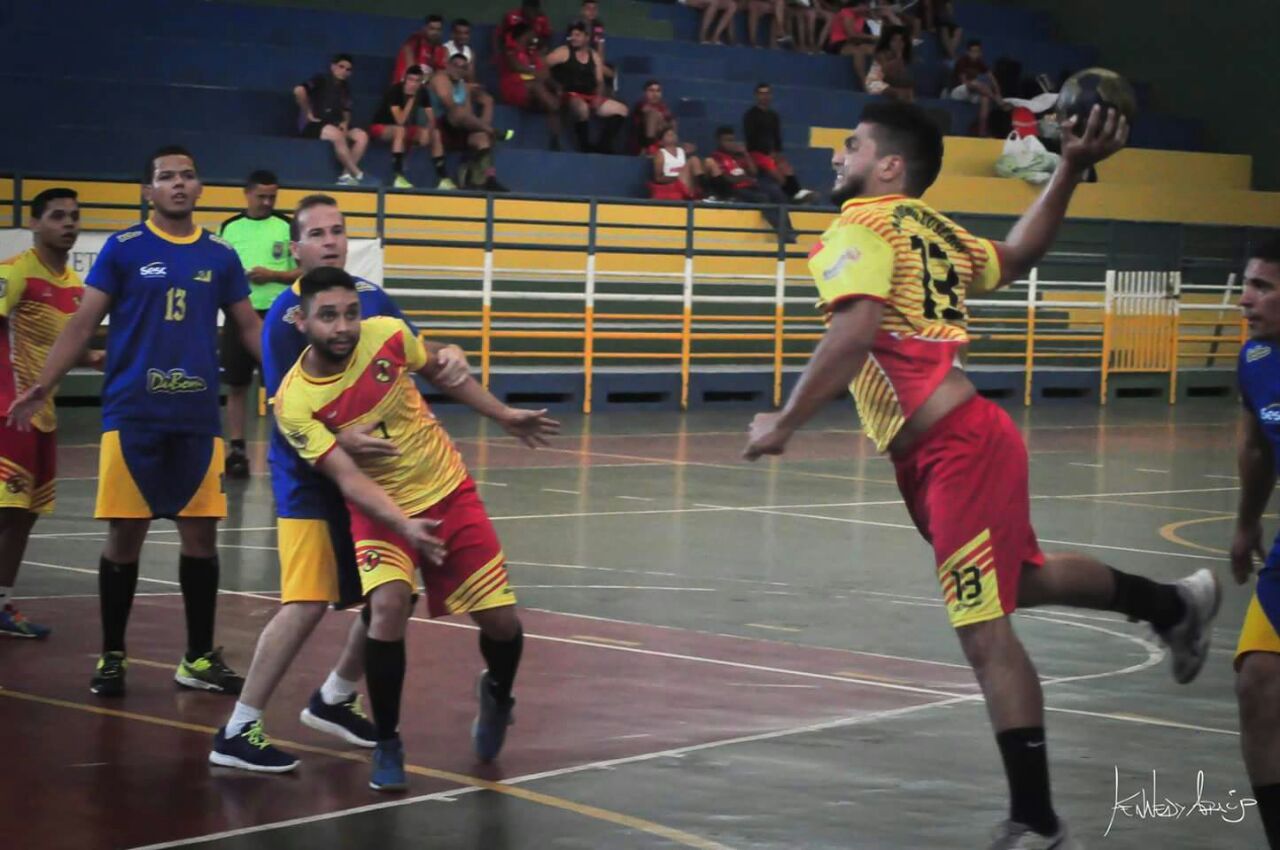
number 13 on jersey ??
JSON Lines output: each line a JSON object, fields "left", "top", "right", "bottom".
{"left": 164, "top": 287, "right": 187, "bottom": 321}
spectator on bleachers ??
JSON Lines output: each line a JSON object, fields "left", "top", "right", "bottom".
{"left": 787, "top": 0, "right": 821, "bottom": 53}
{"left": 293, "top": 54, "right": 368, "bottom": 185}
{"left": 950, "top": 39, "right": 1005, "bottom": 136}
{"left": 922, "top": 0, "right": 962, "bottom": 59}
{"left": 370, "top": 66, "right": 454, "bottom": 189}
{"left": 824, "top": 1, "right": 877, "bottom": 86}
{"left": 865, "top": 25, "right": 914, "bottom": 102}
{"left": 430, "top": 53, "right": 509, "bottom": 191}
{"left": 633, "top": 79, "right": 675, "bottom": 153}
{"left": 742, "top": 83, "right": 814, "bottom": 202}
{"left": 547, "top": 23, "right": 629, "bottom": 153}
{"left": 744, "top": 0, "right": 789, "bottom": 49}
{"left": 578, "top": 0, "right": 617, "bottom": 93}
{"left": 499, "top": 23, "right": 565, "bottom": 149}
{"left": 394, "top": 14, "right": 448, "bottom": 83}
{"left": 444, "top": 19, "right": 498, "bottom": 131}
{"left": 497, "top": 0, "right": 553, "bottom": 56}
{"left": 706, "top": 126, "right": 795, "bottom": 241}
{"left": 678, "top": 0, "right": 738, "bottom": 45}
{"left": 649, "top": 126, "right": 708, "bottom": 201}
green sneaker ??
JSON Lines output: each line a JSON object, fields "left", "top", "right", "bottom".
{"left": 90, "top": 651, "right": 127, "bottom": 697}
{"left": 175, "top": 647, "right": 244, "bottom": 695}
{"left": 393, "top": 174, "right": 414, "bottom": 189}
{"left": 437, "top": 178, "right": 458, "bottom": 190}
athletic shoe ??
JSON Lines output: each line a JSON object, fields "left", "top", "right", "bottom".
{"left": 209, "top": 721, "right": 299, "bottom": 773}
{"left": 0, "top": 604, "right": 50, "bottom": 638}
{"left": 792, "top": 189, "right": 816, "bottom": 203}
{"left": 482, "top": 177, "right": 509, "bottom": 193}
{"left": 300, "top": 690, "right": 377, "bottom": 747}
{"left": 471, "top": 670, "right": 515, "bottom": 762}
{"left": 989, "top": 820, "right": 1081, "bottom": 849}
{"left": 437, "top": 178, "right": 458, "bottom": 190}
{"left": 393, "top": 174, "right": 414, "bottom": 189}
{"left": 90, "top": 651, "right": 127, "bottom": 697}
{"left": 224, "top": 447, "right": 249, "bottom": 480}
{"left": 337, "top": 173, "right": 359, "bottom": 186}
{"left": 1155, "top": 567, "right": 1221, "bottom": 684}
{"left": 497, "top": 128, "right": 515, "bottom": 143}
{"left": 369, "top": 737, "right": 408, "bottom": 792}
{"left": 175, "top": 647, "right": 244, "bottom": 695}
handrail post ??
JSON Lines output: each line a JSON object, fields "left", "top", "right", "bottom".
{"left": 680, "top": 202, "right": 695, "bottom": 409}
{"left": 481, "top": 194, "right": 495, "bottom": 389}
{"left": 11, "top": 174, "right": 21, "bottom": 227}
{"left": 584, "top": 198, "right": 598, "bottom": 414}
{"left": 1023, "top": 268, "right": 1038, "bottom": 407}
{"left": 1100, "top": 269, "right": 1115, "bottom": 406}
{"left": 1168, "top": 270, "right": 1181, "bottom": 405}
{"left": 375, "top": 186, "right": 386, "bottom": 241}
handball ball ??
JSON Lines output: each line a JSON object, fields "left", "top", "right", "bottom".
{"left": 1056, "top": 68, "right": 1136, "bottom": 129}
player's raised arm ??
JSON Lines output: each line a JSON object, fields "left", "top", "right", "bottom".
{"left": 6, "top": 286, "right": 111, "bottom": 429}
{"left": 984, "top": 106, "right": 1128, "bottom": 290}
{"left": 417, "top": 358, "right": 559, "bottom": 447}
{"left": 1233, "top": 409, "right": 1275, "bottom": 585}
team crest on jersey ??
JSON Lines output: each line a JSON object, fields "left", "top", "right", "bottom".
{"left": 273, "top": 241, "right": 287, "bottom": 260}
{"left": 193, "top": 269, "right": 212, "bottom": 283}
{"left": 115, "top": 230, "right": 142, "bottom": 244}
{"left": 140, "top": 261, "right": 167, "bottom": 278}
{"left": 1248, "top": 345, "right": 1272, "bottom": 363}
{"left": 286, "top": 430, "right": 308, "bottom": 448}
{"left": 822, "top": 247, "right": 863, "bottom": 281}
{"left": 373, "top": 358, "right": 394, "bottom": 382}
{"left": 362, "top": 550, "right": 382, "bottom": 572}
{"left": 5, "top": 474, "right": 27, "bottom": 494}
{"left": 1261, "top": 404, "right": 1280, "bottom": 424}
{"left": 146, "top": 368, "right": 207, "bottom": 393}
{"left": 282, "top": 305, "right": 302, "bottom": 324}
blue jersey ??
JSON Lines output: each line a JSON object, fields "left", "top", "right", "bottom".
{"left": 263, "top": 277, "right": 410, "bottom": 518}
{"left": 1239, "top": 339, "right": 1280, "bottom": 473}
{"left": 87, "top": 221, "right": 249, "bottom": 435}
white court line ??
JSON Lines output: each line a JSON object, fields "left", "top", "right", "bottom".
{"left": 1204, "top": 474, "right": 1237, "bottom": 480}
{"left": 615, "top": 495, "right": 654, "bottom": 502}
{"left": 541, "top": 488, "right": 581, "bottom": 495}
{"left": 472, "top": 480, "right": 509, "bottom": 487}
{"left": 1135, "top": 468, "right": 1170, "bottom": 474}
{"left": 1068, "top": 462, "right": 1104, "bottom": 468}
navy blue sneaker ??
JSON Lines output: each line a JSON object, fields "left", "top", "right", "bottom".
{"left": 300, "top": 690, "right": 377, "bottom": 748}
{"left": 209, "top": 721, "right": 299, "bottom": 773}
{"left": 369, "top": 737, "right": 407, "bottom": 792}
{"left": 471, "top": 670, "right": 515, "bottom": 763}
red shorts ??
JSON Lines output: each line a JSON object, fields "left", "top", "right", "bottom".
{"left": 370, "top": 123, "right": 425, "bottom": 142}
{"left": 562, "top": 91, "right": 605, "bottom": 110}
{"left": 0, "top": 423, "right": 56, "bottom": 513}
{"left": 499, "top": 75, "right": 533, "bottom": 109}
{"left": 348, "top": 477, "right": 515, "bottom": 617}
{"left": 649, "top": 180, "right": 697, "bottom": 201}
{"left": 748, "top": 151, "right": 779, "bottom": 175}
{"left": 892, "top": 395, "right": 1044, "bottom": 628}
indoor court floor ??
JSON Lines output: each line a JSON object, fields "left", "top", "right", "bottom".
{"left": 1, "top": 398, "right": 1266, "bottom": 849}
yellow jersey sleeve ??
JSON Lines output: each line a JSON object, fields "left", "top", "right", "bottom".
{"left": 810, "top": 224, "right": 896, "bottom": 311}
{"left": 0, "top": 255, "right": 27, "bottom": 318}
{"left": 401, "top": 321, "right": 429, "bottom": 371}
{"left": 275, "top": 372, "right": 339, "bottom": 465}
{"left": 968, "top": 238, "right": 1005, "bottom": 295}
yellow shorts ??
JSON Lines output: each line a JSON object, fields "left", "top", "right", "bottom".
{"left": 277, "top": 518, "right": 341, "bottom": 603}
{"left": 94, "top": 430, "right": 226, "bottom": 520}
{"left": 1235, "top": 593, "right": 1280, "bottom": 667}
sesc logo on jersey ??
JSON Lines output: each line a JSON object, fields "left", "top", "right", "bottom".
{"left": 1248, "top": 345, "right": 1272, "bottom": 363}
{"left": 1260, "top": 404, "right": 1280, "bottom": 424}
{"left": 139, "top": 262, "right": 167, "bottom": 278}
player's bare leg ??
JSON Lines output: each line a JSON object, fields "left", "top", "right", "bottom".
{"left": 470, "top": 604, "right": 523, "bottom": 761}
{"left": 1238, "top": 652, "right": 1280, "bottom": 848}
{"left": 0, "top": 508, "right": 46, "bottom": 638}
{"left": 238, "top": 602, "right": 328, "bottom": 709}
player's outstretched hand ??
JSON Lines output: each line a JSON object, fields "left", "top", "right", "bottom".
{"left": 5, "top": 384, "right": 47, "bottom": 432}
{"left": 1061, "top": 104, "right": 1129, "bottom": 171}
{"left": 434, "top": 345, "right": 471, "bottom": 388}
{"left": 336, "top": 421, "right": 401, "bottom": 459}
{"left": 743, "top": 411, "right": 793, "bottom": 461}
{"left": 499, "top": 407, "right": 561, "bottom": 448}
{"left": 1230, "top": 521, "right": 1265, "bottom": 585}
{"left": 401, "top": 517, "right": 447, "bottom": 566}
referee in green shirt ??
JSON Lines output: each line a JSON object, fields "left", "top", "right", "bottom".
{"left": 218, "top": 170, "right": 296, "bottom": 478}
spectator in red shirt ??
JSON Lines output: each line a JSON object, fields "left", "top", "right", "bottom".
{"left": 633, "top": 79, "right": 675, "bottom": 153}
{"left": 949, "top": 39, "right": 1006, "bottom": 136}
{"left": 547, "top": 23, "right": 629, "bottom": 153}
{"left": 497, "top": 0, "right": 553, "bottom": 56}
{"left": 706, "top": 125, "right": 795, "bottom": 241}
{"left": 823, "top": 1, "right": 877, "bottom": 86}
{"left": 393, "top": 14, "right": 449, "bottom": 83}
{"left": 499, "top": 23, "right": 564, "bottom": 149}
{"left": 649, "top": 126, "right": 708, "bottom": 201}
{"left": 443, "top": 18, "right": 497, "bottom": 130}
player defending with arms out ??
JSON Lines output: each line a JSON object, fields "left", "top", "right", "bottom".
{"left": 210, "top": 194, "right": 470, "bottom": 774}
{"left": 274, "top": 267, "right": 557, "bottom": 791}
{"left": 1232, "top": 236, "right": 1280, "bottom": 849}
{"left": 0, "top": 189, "right": 103, "bottom": 638}
{"left": 742, "top": 102, "right": 1221, "bottom": 849}
{"left": 8, "top": 146, "right": 263, "bottom": 697}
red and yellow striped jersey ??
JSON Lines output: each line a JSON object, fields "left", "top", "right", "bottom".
{"left": 0, "top": 248, "right": 85, "bottom": 432}
{"left": 807, "top": 195, "right": 1003, "bottom": 452}
{"left": 275, "top": 316, "right": 467, "bottom": 514}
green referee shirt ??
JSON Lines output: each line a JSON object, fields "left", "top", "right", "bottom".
{"left": 219, "top": 212, "right": 296, "bottom": 310}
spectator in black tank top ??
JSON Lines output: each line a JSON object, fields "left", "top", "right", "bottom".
{"left": 546, "top": 23, "right": 629, "bottom": 153}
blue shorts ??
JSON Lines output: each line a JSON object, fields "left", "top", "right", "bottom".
{"left": 95, "top": 429, "right": 225, "bottom": 520}
{"left": 271, "top": 460, "right": 362, "bottom": 608}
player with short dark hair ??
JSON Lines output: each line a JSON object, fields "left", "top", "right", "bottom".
{"left": 742, "top": 101, "right": 1220, "bottom": 849}
{"left": 273, "top": 267, "right": 557, "bottom": 791}
{"left": 8, "top": 146, "right": 264, "bottom": 698}
{"left": 1231, "top": 234, "right": 1280, "bottom": 849}
{"left": 219, "top": 169, "right": 296, "bottom": 478}
{"left": 0, "top": 188, "right": 102, "bottom": 638}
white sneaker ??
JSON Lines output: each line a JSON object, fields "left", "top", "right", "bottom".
{"left": 336, "top": 173, "right": 359, "bottom": 186}
{"left": 1155, "top": 567, "right": 1221, "bottom": 684}
{"left": 989, "top": 820, "right": 1081, "bottom": 850}
{"left": 792, "top": 188, "right": 815, "bottom": 202}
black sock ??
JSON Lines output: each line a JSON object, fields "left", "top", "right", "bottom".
{"left": 1108, "top": 567, "right": 1186, "bottom": 630}
{"left": 1256, "top": 783, "right": 1280, "bottom": 848}
{"left": 573, "top": 120, "right": 591, "bottom": 152}
{"left": 229, "top": 438, "right": 246, "bottom": 452}
{"left": 479, "top": 626, "right": 523, "bottom": 703}
{"left": 996, "top": 728, "right": 1057, "bottom": 835}
{"left": 99, "top": 556, "right": 139, "bottom": 654}
{"left": 392, "top": 152, "right": 405, "bottom": 174}
{"left": 179, "top": 554, "right": 219, "bottom": 660}
{"left": 783, "top": 174, "right": 801, "bottom": 196}
{"left": 710, "top": 175, "right": 735, "bottom": 197}
{"left": 600, "top": 115, "right": 626, "bottom": 153}
{"left": 365, "top": 636, "right": 406, "bottom": 742}
{"left": 433, "top": 156, "right": 447, "bottom": 178}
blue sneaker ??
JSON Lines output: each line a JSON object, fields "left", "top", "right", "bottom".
{"left": 471, "top": 670, "right": 515, "bottom": 763}
{"left": 300, "top": 690, "right": 377, "bottom": 748}
{"left": 209, "top": 721, "right": 299, "bottom": 773}
{"left": 0, "top": 604, "right": 50, "bottom": 639}
{"left": 369, "top": 737, "right": 407, "bottom": 792}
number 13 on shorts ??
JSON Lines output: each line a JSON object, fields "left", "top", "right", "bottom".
{"left": 937, "top": 528, "right": 1005, "bottom": 626}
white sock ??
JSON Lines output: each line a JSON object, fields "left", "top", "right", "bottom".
{"left": 226, "top": 701, "right": 263, "bottom": 737}
{"left": 0, "top": 586, "right": 11, "bottom": 608}
{"left": 320, "top": 671, "right": 357, "bottom": 705}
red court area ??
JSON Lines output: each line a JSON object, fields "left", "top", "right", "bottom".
{"left": 0, "top": 594, "right": 977, "bottom": 850}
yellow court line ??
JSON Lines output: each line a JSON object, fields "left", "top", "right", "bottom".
{"left": 1158, "top": 515, "right": 1236, "bottom": 556}
{"left": 0, "top": 687, "right": 734, "bottom": 850}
